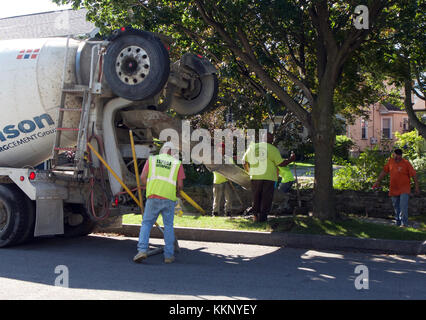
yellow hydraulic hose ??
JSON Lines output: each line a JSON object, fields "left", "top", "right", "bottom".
{"left": 87, "top": 142, "right": 163, "bottom": 231}
{"left": 129, "top": 130, "right": 144, "bottom": 215}
{"left": 180, "top": 190, "right": 206, "bottom": 215}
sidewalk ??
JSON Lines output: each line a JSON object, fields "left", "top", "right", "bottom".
{"left": 95, "top": 222, "right": 426, "bottom": 256}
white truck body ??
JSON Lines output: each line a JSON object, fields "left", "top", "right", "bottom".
{"left": 0, "top": 38, "right": 81, "bottom": 167}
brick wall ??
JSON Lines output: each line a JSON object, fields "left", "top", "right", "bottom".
{"left": 183, "top": 185, "right": 426, "bottom": 218}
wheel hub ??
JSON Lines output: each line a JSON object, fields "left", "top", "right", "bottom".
{"left": 182, "top": 76, "right": 202, "bottom": 100}
{"left": 115, "top": 46, "right": 150, "bottom": 85}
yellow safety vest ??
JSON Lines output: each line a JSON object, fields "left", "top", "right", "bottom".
{"left": 146, "top": 153, "right": 181, "bottom": 201}
{"left": 278, "top": 166, "right": 295, "bottom": 183}
{"left": 213, "top": 171, "right": 228, "bottom": 184}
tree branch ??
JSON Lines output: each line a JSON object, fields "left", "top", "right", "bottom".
{"left": 236, "top": 26, "right": 257, "bottom": 63}
{"left": 259, "top": 41, "right": 314, "bottom": 106}
{"left": 314, "top": 1, "right": 338, "bottom": 58}
{"left": 336, "top": 1, "right": 386, "bottom": 68}
{"left": 194, "top": 0, "right": 312, "bottom": 132}
{"left": 173, "top": 24, "right": 221, "bottom": 64}
{"left": 309, "top": 6, "right": 327, "bottom": 80}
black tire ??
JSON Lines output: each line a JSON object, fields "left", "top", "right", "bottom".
{"left": 15, "top": 197, "right": 36, "bottom": 245}
{"left": 170, "top": 73, "right": 218, "bottom": 116}
{"left": 104, "top": 33, "right": 170, "bottom": 101}
{"left": 60, "top": 204, "right": 97, "bottom": 238}
{"left": 0, "top": 184, "right": 34, "bottom": 248}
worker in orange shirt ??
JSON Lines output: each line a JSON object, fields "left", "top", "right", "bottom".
{"left": 373, "top": 148, "right": 420, "bottom": 227}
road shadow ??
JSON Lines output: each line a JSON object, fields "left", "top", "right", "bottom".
{"left": 0, "top": 235, "right": 425, "bottom": 299}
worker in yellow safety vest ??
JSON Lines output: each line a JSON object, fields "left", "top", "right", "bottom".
{"left": 243, "top": 132, "right": 295, "bottom": 222}
{"left": 133, "top": 141, "right": 185, "bottom": 264}
{"left": 277, "top": 158, "right": 296, "bottom": 193}
{"left": 212, "top": 143, "right": 233, "bottom": 217}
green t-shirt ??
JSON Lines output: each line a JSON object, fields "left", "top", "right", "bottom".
{"left": 278, "top": 166, "right": 295, "bottom": 183}
{"left": 243, "top": 142, "right": 284, "bottom": 181}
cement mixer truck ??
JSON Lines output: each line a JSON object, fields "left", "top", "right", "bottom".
{"left": 0, "top": 27, "right": 221, "bottom": 247}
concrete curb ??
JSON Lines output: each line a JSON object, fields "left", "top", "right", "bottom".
{"left": 95, "top": 224, "right": 426, "bottom": 256}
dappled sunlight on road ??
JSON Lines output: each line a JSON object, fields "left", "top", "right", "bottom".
{"left": 301, "top": 250, "right": 345, "bottom": 260}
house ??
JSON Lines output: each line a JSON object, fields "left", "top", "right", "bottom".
{"left": 347, "top": 96, "right": 425, "bottom": 154}
{"left": 0, "top": 9, "right": 95, "bottom": 39}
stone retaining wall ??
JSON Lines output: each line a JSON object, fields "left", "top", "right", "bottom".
{"left": 182, "top": 185, "right": 425, "bottom": 218}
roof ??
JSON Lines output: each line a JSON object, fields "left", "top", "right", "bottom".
{"left": 382, "top": 102, "right": 403, "bottom": 112}
{"left": 0, "top": 9, "right": 96, "bottom": 39}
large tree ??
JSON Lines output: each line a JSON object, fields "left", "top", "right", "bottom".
{"left": 55, "top": 0, "right": 415, "bottom": 219}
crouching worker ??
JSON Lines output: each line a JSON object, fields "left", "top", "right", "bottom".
{"left": 277, "top": 161, "right": 295, "bottom": 193}
{"left": 212, "top": 143, "right": 233, "bottom": 217}
{"left": 133, "top": 142, "right": 185, "bottom": 264}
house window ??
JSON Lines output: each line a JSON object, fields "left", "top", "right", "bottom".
{"left": 382, "top": 118, "right": 392, "bottom": 139}
{"left": 361, "top": 119, "right": 368, "bottom": 139}
{"left": 402, "top": 118, "right": 409, "bottom": 132}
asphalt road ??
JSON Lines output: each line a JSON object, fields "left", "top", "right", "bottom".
{"left": 0, "top": 234, "right": 425, "bottom": 300}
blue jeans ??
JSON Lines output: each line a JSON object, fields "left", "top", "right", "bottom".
{"left": 391, "top": 193, "right": 409, "bottom": 226}
{"left": 137, "top": 198, "right": 176, "bottom": 258}
{"left": 278, "top": 181, "right": 294, "bottom": 193}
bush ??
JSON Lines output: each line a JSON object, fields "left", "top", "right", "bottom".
{"left": 333, "top": 147, "right": 389, "bottom": 191}
{"left": 332, "top": 155, "right": 351, "bottom": 166}
{"left": 334, "top": 135, "right": 354, "bottom": 161}
{"left": 412, "top": 158, "right": 426, "bottom": 172}
{"left": 183, "top": 163, "right": 213, "bottom": 186}
{"left": 394, "top": 130, "right": 424, "bottom": 161}
{"left": 294, "top": 140, "right": 315, "bottom": 161}
{"left": 412, "top": 158, "right": 426, "bottom": 191}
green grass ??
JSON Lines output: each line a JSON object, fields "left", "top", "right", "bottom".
{"left": 123, "top": 214, "right": 271, "bottom": 232}
{"left": 293, "top": 162, "right": 314, "bottom": 168}
{"left": 291, "top": 216, "right": 426, "bottom": 241}
{"left": 411, "top": 215, "right": 426, "bottom": 230}
{"left": 122, "top": 214, "right": 426, "bottom": 241}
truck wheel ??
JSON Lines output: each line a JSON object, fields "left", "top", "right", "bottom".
{"left": 15, "top": 197, "right": 36, "bottom": 245}
{"left": 170, "top": 73, "right": 218, "bottom": 116}
{"left": 0, "top": 184, "right": 34, "bottom": 248}
{"left": 61, "top": 204, "right": 97, "bottom": 238}
{"left": 104, "top": 33, "right": 170, "bottom": 101}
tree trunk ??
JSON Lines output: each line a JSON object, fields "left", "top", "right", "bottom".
{"left": 311, "top": 87, "right": 336, "bottom": 220}
{"left": 404, "top": 79, "right": 426, "bottom": 139}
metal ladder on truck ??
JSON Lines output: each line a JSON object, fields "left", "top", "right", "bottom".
{"left": 51, "top": 37, "right": 104, "bottom": 175}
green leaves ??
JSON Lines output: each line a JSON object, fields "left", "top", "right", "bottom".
{"left": 334, "top": 147, "right": 390, "bottom": 191}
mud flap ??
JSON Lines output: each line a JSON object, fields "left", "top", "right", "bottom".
{"left": 34, "top": 199, "right": 64, "bottom": 236}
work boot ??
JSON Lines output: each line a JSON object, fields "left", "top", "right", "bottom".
{"left": 133, "top": 251, "right": 148, "bottom": 263}
{"left": 164, "top": 256, "right": 175, "bottom": 264}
